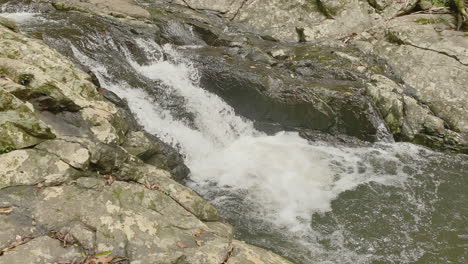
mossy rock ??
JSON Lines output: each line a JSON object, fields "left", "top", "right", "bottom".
{"left": 0, "top": 91, "right": 56, "bottom": 149}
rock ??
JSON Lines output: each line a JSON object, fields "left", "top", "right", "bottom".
{"left": 35, "top": 139, "right": 91, "bottom": 170}
{"left": 355, "top": 14, "right": 468, "bottom": 152}
{"left": 0, "top": 13, "right": 291, "bottom": 264}
{"left": 119, "top": 160, "right": 220, "bottom": 221}
{"left": 0, "top": 27, "right": 99, "bottom": 110}
{"left": 0, "top": 25, "right": 128, "bottom": 146}
{"left": 0, "top": 149, "right": 78, "bottom": 189}
{"left": 0, "top": 16, "right": 18, "bottom": 32}
{"left": 368, "top": 0, "right": 419, "bottom": 18}
{"left": 121, "top": 130, "right": 159, "bottom": 157}
{"left": 0, "top": 91, "right": 55, "bottom": 150}
{"left": 189, "top": 44, "right": 391, "bottom": 141}
{"left": 169, "top": 0, "right": 375, "bottom": 42}
{"left": 229, "top": 240, "right": 294, "bottom": 264}
{"left": 0, "top": 24, "right": 129, "bottom": 145}
{"left": 366, "top": 75, "right": 405, "bottom": 135}
{"left": 122, "top": 131, "right": 190, "bottom": 181}
{"left": 0, "top": 236, "right": 82, "bottom": 264}
{"left": 0, "top": 178, "right": 292, "bottom": 263}
{"left": 82, "top": 140, "right": 131, "bottom": 174}
{"left": 42, "top": 0, "right": 151, "bottom": 19}
{"left": 419, "top": 0, "right": 433, "bottom": 11}
{"left": 172, "top": 0, "right": 246, "bottom": 18}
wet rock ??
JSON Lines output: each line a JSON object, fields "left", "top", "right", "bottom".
{"left": 122, "top": 131, "right": 190, "bottom": 181}
{"left": 188, "top": 45, "right": 390, "bottom": 141}
{"left": 121, "top": 130, "right": 159, "bottom": 157}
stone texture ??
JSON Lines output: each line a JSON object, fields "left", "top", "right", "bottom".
{"left": 355, "top": 14, "right": 468, "bottom": 152}
{"left": 41, "top": 0, "right": 150, "bottom": 19}
{"left": 35, "top": 139, "right": 91, "bottom": 170}
{"left": 172, "top": 0, "right": 380, "bottom": 42}
{"left": 0, "top": 91, "right": 55, "bottom": 149}
{"left": 122, "top": 131, "right": 190, "bottom": 181}
{"left": 0, "top": 179, "right": 292, "bottom": 264}
{"left": 368, "top": 0, "right": 419, "bottom": 18}
{"left": 0, "top": 149, "right": 78, "bottom": 189}
{"left": 119, "top": 159, "right": 220, "bottom": 221}
{"left": 0, "top": 236, "right": 82, "bottom": 264}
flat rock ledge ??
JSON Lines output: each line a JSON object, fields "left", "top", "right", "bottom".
{"left": 0, "top": 23, "right": 292, "bottom": 264}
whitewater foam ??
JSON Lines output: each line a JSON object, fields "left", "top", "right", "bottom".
{"left": 103, "top": 41, "right": 419, "bottom": 233}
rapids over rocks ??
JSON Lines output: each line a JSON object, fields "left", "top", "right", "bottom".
{"left": 0, "top": 1, "right": 467, "bottom": 263}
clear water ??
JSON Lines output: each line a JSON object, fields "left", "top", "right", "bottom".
{"left": 3, "top": 7, "right": 467, "bottom": 263}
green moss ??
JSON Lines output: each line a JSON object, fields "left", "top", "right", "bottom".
{"left": 18, "top": 74, "right": 34, "bottom": 86}
{"left": 0, "top": 145, "right": 14, "bottom": 154}
{"left": 112, "top": 187, "right": 123, "bottom": 200}
{"left": 428, "top": 0, "right": 450, "bottom": 7}
{"left": 415, "top": 17, "right": 438, "bottom": 24}
{"left": 148, "top": 201, "right": 157, "bottom": 211}
{"left": 136, "top": 191, "right": 144, "bottom": 201}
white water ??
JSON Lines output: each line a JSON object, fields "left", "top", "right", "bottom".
{"left": 70, "top": 39, "right": 424, "bottom": 235}
{"left": 0, "top": 5, "right": 43, "bottom": 23}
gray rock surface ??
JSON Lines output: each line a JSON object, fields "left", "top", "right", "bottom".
{"left": 354, "top": 14, "right": 468, "bottom": 152}
{"left": 40, "top": 0, "right": 150, "bottom": 19}
{"left": 0, "top": 236, "right": 82, "bottom": 264}
{"left": 0, "top": 149, "right": 78, "bottom": 189}
{"left": 0, "top": 90, "right": 55, "bottom": 149}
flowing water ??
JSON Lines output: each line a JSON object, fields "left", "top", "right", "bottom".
{"left": 1, "top": 5, "right": 467, "bottom": 264}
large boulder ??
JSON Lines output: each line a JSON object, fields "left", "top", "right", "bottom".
{"left": 0, "top": 178, "right": 292, "bottom": 264}
{"left": 354, "top": 14, "right": 468, "bottom": 152}
{"left": 0, "top": 25, "right": 128, "bottom": 145}
{"left": 170, "top": 0, "right": 381, "bottom": 42}
{"left": 184, "top": 42, "right": 394, "bottom": 141}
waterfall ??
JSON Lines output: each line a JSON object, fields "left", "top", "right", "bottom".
{"left": 70, "top": 39, "right": 423, "bottom": 235}
{"left": 3, "top": 7, "right": 467, "bottom": 263}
